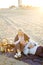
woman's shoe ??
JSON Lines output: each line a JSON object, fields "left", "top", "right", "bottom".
{"left": 14, "top": 53, "right": 18, "bottom": 58}
{"left": 14, "top": 52, "right": 21, "bottom": 58}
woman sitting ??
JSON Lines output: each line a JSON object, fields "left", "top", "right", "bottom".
{"left": 14, "top": 29, "right": 30, "bottom": 58}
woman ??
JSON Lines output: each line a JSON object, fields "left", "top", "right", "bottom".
{"left": 14, "top": 29, "right": 30, "bottom": 58}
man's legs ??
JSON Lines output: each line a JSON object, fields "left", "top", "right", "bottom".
{"left": 35, "top": 46, "right": 43, "bottom": 57}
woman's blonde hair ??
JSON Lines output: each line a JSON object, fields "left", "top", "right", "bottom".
{"left": 18, "top": 29, "right": 24, "bottom": 36}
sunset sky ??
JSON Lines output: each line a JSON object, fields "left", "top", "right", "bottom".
{"left": 0, "top": 0, "right": 43, "bottom": 8}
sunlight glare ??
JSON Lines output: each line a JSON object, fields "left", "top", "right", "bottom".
{"left": 0, "top": 0, "right": 43, "bottom": 8}
{"left": 22, "top": 0, "right": 43, "bottom": 7}
{"left": 0, "top": 0, "right": 18, "bottom": 8}
{"left": 39, "top": 7, "right": 43, "bottom": 13}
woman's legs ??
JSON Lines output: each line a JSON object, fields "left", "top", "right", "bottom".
{"left": 14, "top": 43, "right": 22, "bottom": 58}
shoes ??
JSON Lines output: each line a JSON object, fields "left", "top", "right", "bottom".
{"left": 14, "top": 52, "right": 21, "bottom": 58}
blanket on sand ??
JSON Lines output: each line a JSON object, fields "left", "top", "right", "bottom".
{"left": 0, "top": 52, "right": 43, "bottom": 65}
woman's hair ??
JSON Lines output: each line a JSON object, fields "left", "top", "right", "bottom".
{"left": 18, "top": 29, "right": 24, "bottom": 37}
{"left": 14, "top": 29, "right": 30, "bottom": 42}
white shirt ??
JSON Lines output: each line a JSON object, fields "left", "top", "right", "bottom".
{"left": 23, "top": 39, "right": 39, "bottom": 55}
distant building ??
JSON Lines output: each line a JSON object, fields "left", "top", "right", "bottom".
{"left": 18, "top": 0, "right": 22, "bottom": 7}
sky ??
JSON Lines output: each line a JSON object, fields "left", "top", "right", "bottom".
{"left": 0, "top": 0, "right": 43, "bottom": 8}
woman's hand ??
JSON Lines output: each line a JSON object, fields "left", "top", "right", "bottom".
{"left": 28, "top": 44, "right": 34, "bottom": 48}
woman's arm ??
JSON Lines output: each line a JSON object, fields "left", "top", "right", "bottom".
{"left": 14, "top": 39, "right": 20, "bottom": 45}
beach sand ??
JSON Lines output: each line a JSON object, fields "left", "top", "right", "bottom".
{"left": 0, "top": 8, "right": 43, "bottom": 65}
{"left": 0, "top": 54, "right": 29, "bottom": 65}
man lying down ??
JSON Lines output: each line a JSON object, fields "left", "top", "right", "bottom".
{"left": 14, "top": 29, "right": 43, "bottom": 58}
{"left": 23, "top": 39, "right": 43, "bottom": 57}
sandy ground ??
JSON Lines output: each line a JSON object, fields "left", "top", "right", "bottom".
{"left": 0, "top": 8, "right": 43, "bottom": 45}
{"left": 0, "top": 54, "right": 29, "bottom": 65}
{"left": 0, "top": 8, "right": 43, "bottom": 65}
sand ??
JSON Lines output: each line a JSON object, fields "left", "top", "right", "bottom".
{"left": 0, "top": 8, "right": 43, "bottom": 45}
{"left": 0, "top": 54, "right": 29, "bottom": 65}
{"left": 0, "top": 8, "right": 43, "bottom": 65}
